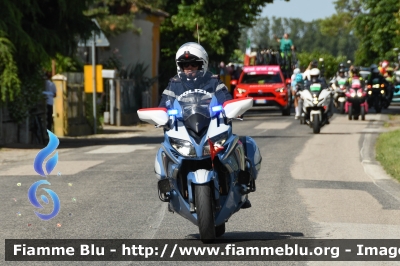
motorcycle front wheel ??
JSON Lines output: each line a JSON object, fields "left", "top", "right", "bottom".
{"left": 348, "top": 105, "right": 353, "bottom": 120}
{"left": 313, "top": 114, "right": 320, "bottom": 134}
{"left": 361, "top": 106, "right": 365, "bottom": 120}
{"left": 374, "top": 96, "right": 382, "bottom": 113}
{"left": 195, "top": 184, "right": 216, "bottom": 243}
{"left": 339, "top": 101, "right": 345, "bottom": 114}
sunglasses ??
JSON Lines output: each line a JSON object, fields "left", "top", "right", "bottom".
{"left": 182, "top": 62, "right": 200, "bottom": 68}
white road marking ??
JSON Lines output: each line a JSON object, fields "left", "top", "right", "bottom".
{"left": 0, "top": 161, "right": 104, "bottom": 176}
{"left": 85, "top": 145, "right": 155, "bottom": 154}
{"left": 254, "top": 122, "right": 291, "bottom": 130}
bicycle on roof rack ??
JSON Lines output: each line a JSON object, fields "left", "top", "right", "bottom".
{"left": 256, "top": 47, "right": 281, "bottom": 66}
{"left": 280, "top": 50, "right": 298, "bottom": 80}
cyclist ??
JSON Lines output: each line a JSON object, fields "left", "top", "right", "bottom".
{"left": 292, "top": 70, "right": 304, "bottom": 119}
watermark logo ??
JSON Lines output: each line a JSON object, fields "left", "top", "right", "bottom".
{"left": 33, "top": 130, "right": 59, "bottom": 177}
{"left": 28, "top": 180, "right": 60, "bottom": 220}
{"left": 28, "top": 130, "right": 60, "bottom": 220}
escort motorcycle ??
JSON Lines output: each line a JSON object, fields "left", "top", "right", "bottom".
{"left": 137, "top": 71, "right": 261, "bottom": 243}
{"left": 299, "top": 82, "right": 332, "bottom": 134}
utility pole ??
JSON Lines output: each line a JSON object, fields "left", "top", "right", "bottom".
{"left": 92, "top": 34, "right": 97, "bottom": 134}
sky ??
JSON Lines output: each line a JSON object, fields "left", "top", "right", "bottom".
{"left": 261, "top": 0, "right": 336, "bottom": 21}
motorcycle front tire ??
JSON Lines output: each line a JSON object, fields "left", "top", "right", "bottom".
{"left": 348, "top": 105, "right": 353, "bottom": 120}
{"left": 339, "top": 101, "right": 345, "bottom": 114}
{"left": 313, "top": 114, "right": 320, "bottom": 134}
{"left": 361, "top": 106, "right": 365, "bottom": 120}
{"left": 195, "top": 184, "right": 216, "bottom": 243}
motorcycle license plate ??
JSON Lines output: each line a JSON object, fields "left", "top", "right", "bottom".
{"left": 373, "top": 84, "right": 380, "bottom": 88}
{"left": 338, "top": 97, "right": 346, "bottom": 102}
{"left": 255, "top": 99, "right": 267, "bottom": 104}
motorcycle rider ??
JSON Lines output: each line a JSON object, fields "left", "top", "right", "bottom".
{"left": 348, "top": 67, "right": 365, "bottom": 88}
{"left": 305, "top": 68, "right": 332, "bottom": 122}
{"left": 159, "top": 42, "right": 231, "bottom": 108}
{"left": 330, "top": 68, "right": 348, "bottom": 109}
{"left": 158, "top": 42, "right": 252, "bottom": 209}
{"left": 367, "top": 66, "right": 390, "bottom": 107}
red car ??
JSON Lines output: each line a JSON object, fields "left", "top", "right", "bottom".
{"left": 232, "top": 65, "right": 291, "bottom": 116}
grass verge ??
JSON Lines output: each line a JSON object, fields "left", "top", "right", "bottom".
{"left": 376, "top": 129, "right": 400, "bottom": 181}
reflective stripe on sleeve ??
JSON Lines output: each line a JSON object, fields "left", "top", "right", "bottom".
{"left": 216, "top": 83, "right": 227, "bottom": 91}
{"left": 162, "top": 90, "right": 176, "bottom": 97}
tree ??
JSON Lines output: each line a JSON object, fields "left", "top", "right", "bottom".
{"left": 251, "top": 17, "right": 271, "bottom": 49}
{"left": 352, "top": 0, "right": 400, "bottom": 65}
{"left": 0, "top": 0, "right": 96, "bottom": 122}
{"left": 0, "top": 32, "right": 20, "bottom": 102}
{"left": 159, "top": 0, "right": 290, "bottom": 89}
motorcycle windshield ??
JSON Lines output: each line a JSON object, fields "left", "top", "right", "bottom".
{"left": 167, "top": 70, "right": 215, "bottom": 135}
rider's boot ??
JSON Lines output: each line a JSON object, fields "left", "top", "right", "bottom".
{"left": 241, "top": 198, "right": 252, "bottom": 209}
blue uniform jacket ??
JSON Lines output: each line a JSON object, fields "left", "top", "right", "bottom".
{"left": 158, "top": 72, "right": 232, "bottom": 108}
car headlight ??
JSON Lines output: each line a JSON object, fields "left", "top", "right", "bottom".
{"left": 169, "top": 138, "right": 196, "bottom": 157}
{"left": 237, "top": 88, "right": 246, "bottom": 94}
{"left": 275, "top": 87, "right": 285, "bottom": 93}
{"left": 203, "top": 132, "right": 229, "bottom": 156}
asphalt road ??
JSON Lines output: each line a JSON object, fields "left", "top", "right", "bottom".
{"left": 1, "top": 104, "right": 400, "bottom": 266}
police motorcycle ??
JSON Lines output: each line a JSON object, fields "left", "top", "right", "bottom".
{"left": 299, "top": 69, "right": 332, "bottom": 134}
{"left": 137, "top": 70, "right": 261, "bottom": 243}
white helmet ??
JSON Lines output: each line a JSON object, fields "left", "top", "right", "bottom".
{"left": 293, "top": 68, "right": 300, "bottom": 75}
{"left": 310, "top": 68, "right": 320, "bottom": 78}
{"left": 175, "top": 42, "right": 209, "bottom": 77}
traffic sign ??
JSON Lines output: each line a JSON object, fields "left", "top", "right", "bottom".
{"left": 78, "top": 19, "right": 110, "bottom": 47}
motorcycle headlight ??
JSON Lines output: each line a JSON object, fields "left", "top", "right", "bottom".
{"left": 368, "top": 91, "right": 372, "bottom": 95}
{"left": 381, "top": 90, "right": 385, "bottom": 94}
{"left": 351, "top": 92, "right": 356, "bottom": 97}
{"left": 169, "top": 138, "right": 196, "bottom": 157}
{"left": 357, "top": 91, "right": 363, "bottom": 97}
{"left": 203, "top": 132, "right": 229, "bottom": 156}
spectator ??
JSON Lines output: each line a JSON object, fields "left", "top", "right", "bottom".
{"left": 219, "top": 61, "right": 227, "bottom": 75}
{"left": 42, "top": 71, "right": 57, "bottom": 132}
